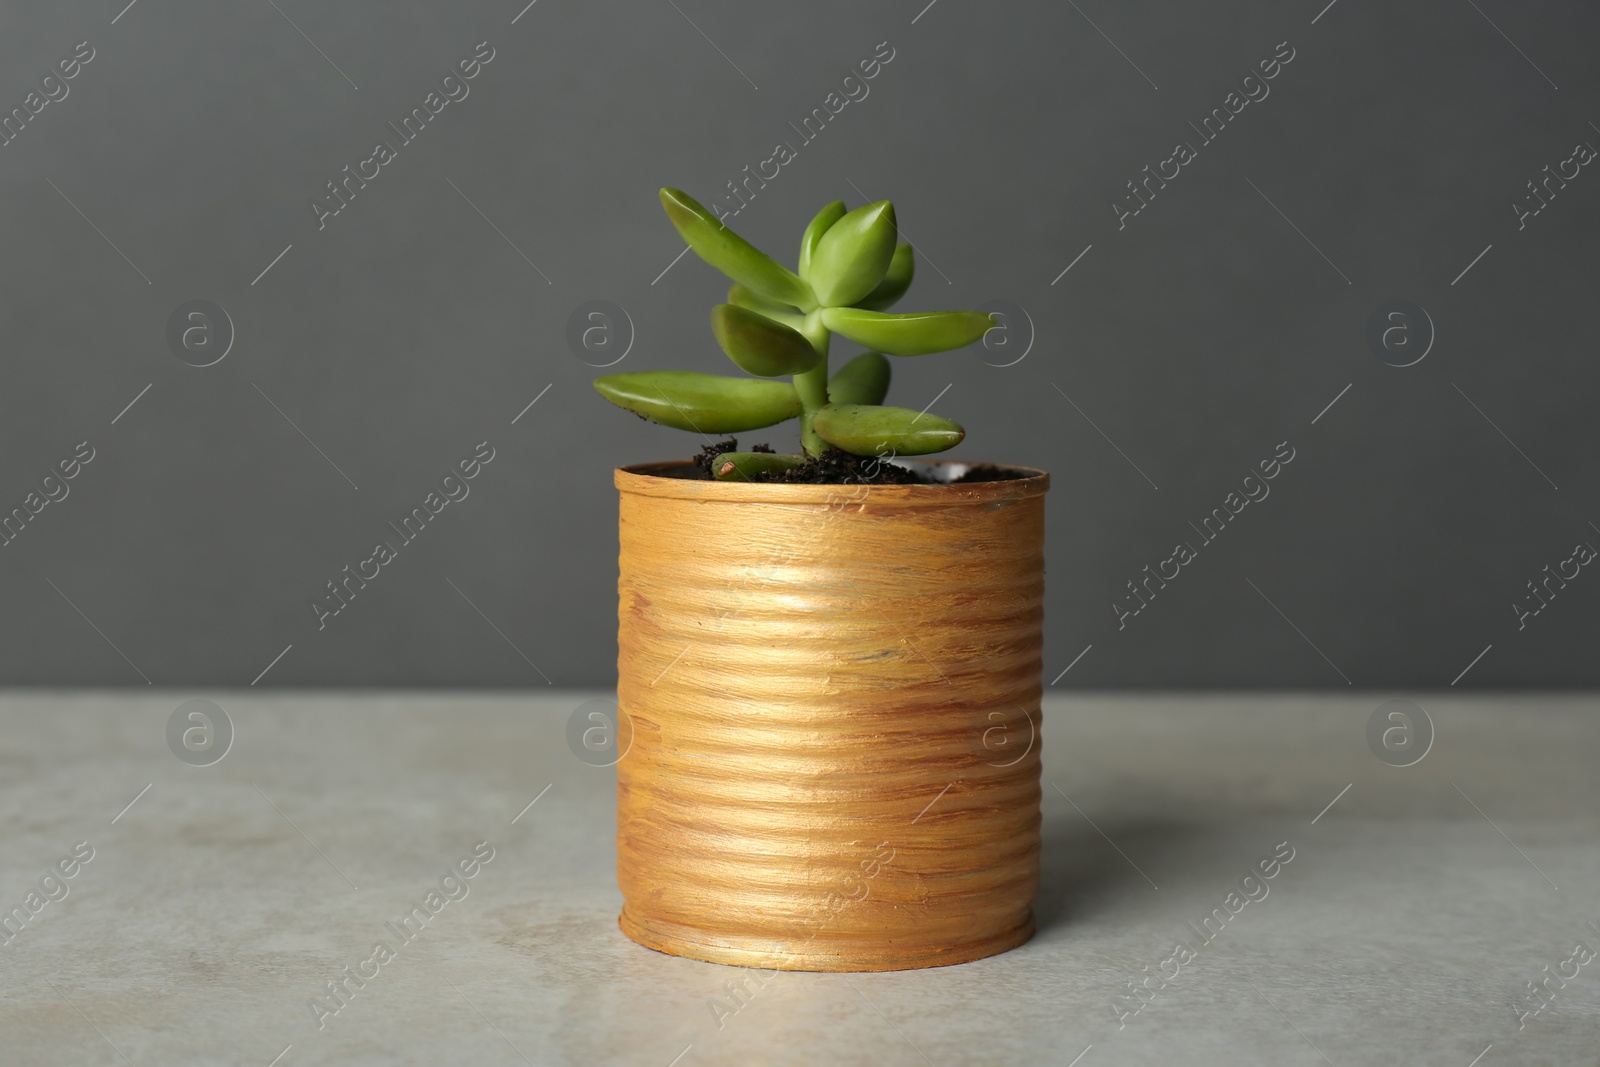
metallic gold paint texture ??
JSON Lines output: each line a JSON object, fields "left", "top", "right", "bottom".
{"left": 614, "top": 461, "right": 1048, "bottom": 971}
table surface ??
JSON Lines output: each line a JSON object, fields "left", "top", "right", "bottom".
{"left": 1, "top": 691, "right": 1595, "bottom": 1067}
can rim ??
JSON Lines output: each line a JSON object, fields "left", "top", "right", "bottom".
{"left": 615, "top": 459, "right": 1049, "bottom": 504}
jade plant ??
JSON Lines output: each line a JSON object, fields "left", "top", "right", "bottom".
{"left": 593, "top": 189, "right": 996, "bottom": 480}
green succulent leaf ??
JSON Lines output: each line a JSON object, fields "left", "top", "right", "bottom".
{"left": 711, "top": 304, "right": 821, "bottom": 377}
{"left": 659, "top": 188, "right": 814, "bottom": 309}
{"left": 593, "top": 371, "right": 801, "bottom": 433}
{"left": 853, "top": 244, "right": 914, "bottom": 311}
{"left": 820, "top": 307, "right": 994, "bottom": 356}
{"left": 711, "top": 451, "right": 808, "bottom": 481}
{"left": 812, "top": 402, "right": 965, "bottom": 456}
{"left": 808, "top": 201, "right": 898, "bottom": 307}
{"left": 797, "top": 200, "right": 847, "bottom": 281}
{"left": 727, "top": 283, "right": 805, "bottom": 330}
{"left": 827, "top": 352, "right": 891, "bottom": 406}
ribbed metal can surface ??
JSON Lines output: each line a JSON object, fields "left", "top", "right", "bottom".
{"left": 614, "top": 460, "right": 1048, "bottom": 971}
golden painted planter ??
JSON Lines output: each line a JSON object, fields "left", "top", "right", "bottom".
{"left": 614, "top": 459, "right": 1048, "bottom": 971}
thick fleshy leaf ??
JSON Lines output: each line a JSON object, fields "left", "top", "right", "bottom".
{"left": 812, "top": 403, "right": 965, "bottom": 456}
{"left": 820, "top": 307, "right": 994, "bottom": 356}
{"left": 853, "top": 244, "right": 914, "bottom": 311}
{"left": 659, "top": 188, "right": 813, "bottom": 308}
{"left": 594, "top": 371, "right": 801, "bottom": 432}
{"left": 797, "top": 200, "right": 847, "bottom": 281}
{"left": 712, "top": 452, "right": 807, "bottom": 481}
{"left": 711, "top": 304, "right": 820, "bottom": 377}
{"left": 827, "top": 352, "right": 891, "bottom": 406}
{"left": 808, "top": 201, "right": 897, "bottom": 307}
{"left": 727, "top": 283, "right": 805, "bottom": 329}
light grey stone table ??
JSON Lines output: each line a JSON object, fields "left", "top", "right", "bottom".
{"left": 1, "top": 692, "right": 1596, "bottom": 1066}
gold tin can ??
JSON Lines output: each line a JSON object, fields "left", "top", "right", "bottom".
{"left": 614, "top": 460, "right": 1048, "bottom": 971}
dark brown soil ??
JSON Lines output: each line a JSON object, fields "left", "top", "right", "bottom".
{"left": 688, "top": 438, "right": 1029, "bottom": 484}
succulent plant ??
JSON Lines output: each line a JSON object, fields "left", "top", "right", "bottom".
{"left": 594, "top": 189, "right": 996, "bottom": 480}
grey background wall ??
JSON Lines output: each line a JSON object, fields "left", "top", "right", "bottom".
{"left": 1, "top": 0, "right": 1595, "bottom": 689}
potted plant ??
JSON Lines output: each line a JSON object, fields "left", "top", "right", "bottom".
{"left": 595, "top": 189, "right": 1049, "bottom": 972}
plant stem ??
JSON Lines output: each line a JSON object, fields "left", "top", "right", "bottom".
{"left": 794, "top": 315, "right": 831, "bottom": 456}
